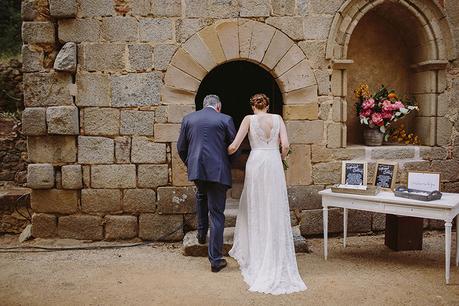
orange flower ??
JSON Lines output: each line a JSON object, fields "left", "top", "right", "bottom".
{"left": 388, "top": 92, "right": 397, "bottom": 99}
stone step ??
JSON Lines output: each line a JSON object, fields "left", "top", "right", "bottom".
{"left": 182, "top": 226, "right": 310, "bottom": 257}
{"left": 224, "top": 198, "right": 239, "bottom": 227}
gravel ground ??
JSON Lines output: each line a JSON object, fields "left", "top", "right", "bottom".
{"left": 0, "top": 231, "right": 458, "bottom": 306}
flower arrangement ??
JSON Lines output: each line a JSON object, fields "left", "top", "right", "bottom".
{"left": 354, "top": 84, "right": 418, "bottom": 134}
{"left": 387, "top": 124, "right": 421, "bottom": 145}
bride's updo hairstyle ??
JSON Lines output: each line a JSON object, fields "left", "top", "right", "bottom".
{"left": 250, "top": 93, "right": 270, "bottom": 110}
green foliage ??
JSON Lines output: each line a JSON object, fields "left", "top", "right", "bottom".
{"left": 0, "top": 0, "right": 22, "bottom": 57}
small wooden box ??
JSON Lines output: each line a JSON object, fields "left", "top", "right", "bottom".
{"left": 385, "top": 214, "right": 423, "bottom": 251}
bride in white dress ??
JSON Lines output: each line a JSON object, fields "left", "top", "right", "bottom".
{"left": 227, "top": 93, "right": 307, "bottom": 295}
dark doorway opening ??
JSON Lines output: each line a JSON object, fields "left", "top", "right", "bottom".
{"left": 195, "top": 61, "right": 283, "bottom": 199}
{"left": 195, "top": 60, "right": 283, "bottom": 128}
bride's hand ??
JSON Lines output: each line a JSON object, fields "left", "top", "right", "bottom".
{"left": 228, "top": 143, "right": 237, "bottom": 155}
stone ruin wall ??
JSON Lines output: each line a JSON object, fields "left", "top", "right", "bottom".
{"left": 20, "top": 0, "right": 459, "bottom": 241}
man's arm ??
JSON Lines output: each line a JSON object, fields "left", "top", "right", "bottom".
{"left": 177, "top": 119, "right": 188, "bottom": 164}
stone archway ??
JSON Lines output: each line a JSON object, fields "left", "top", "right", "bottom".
{"left": 326, "top": 0, "right": 456, "bottom": 146}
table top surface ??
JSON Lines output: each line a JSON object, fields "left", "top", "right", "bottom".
{"left": 319, "top": 189, "right": 459, "bottom": 209}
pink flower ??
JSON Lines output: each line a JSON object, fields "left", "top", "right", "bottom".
{"left": 381, "top": 111, "right": 393, "bottom": 120}
{"left": 393, "top": 101, "right": 405, "bottom": 110}
{"left": 371, "top": 113, "right": 384, "bottom": 126}
{"left": 362, "top": 98, "right": 375, "bottom": 110}
{"left": 382, "top": 100, "right": 392, "bottom": 111}
{"left": 359, "top": 108, "right": 372, "bottom": 117}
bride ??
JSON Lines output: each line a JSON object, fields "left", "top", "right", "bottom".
{"left": 227, "top": 93, "right": 307, "bottom": 295}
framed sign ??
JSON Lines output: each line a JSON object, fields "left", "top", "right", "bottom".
{"left": 373, "top": 161, "right": 398, "bottom": 190}
{"left": 408, "top": 171, "right": 441, "bottom": 192}
{"left": 341, "top": 161, "right": 367, "bottom": 186}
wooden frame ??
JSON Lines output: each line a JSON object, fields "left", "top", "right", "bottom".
{"left": 372, "top": 161, "right": 398, "bottom": 191}
{"left": 341, "top": 161, "right": 368, "bottom": 186}
{"left": 407, "top": 171, "right": 441, "bottom": 192}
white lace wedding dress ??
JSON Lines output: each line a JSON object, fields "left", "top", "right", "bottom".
{"left": 229, "top": 114, "right": 307, "bottom": 295}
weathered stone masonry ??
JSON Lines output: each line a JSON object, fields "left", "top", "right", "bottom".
{"left": 21, "top": 0, "right": 459, "bottom": 240}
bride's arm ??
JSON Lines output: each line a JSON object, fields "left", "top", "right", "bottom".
{"left": 228, "top": 116, "right": 250, "bottom": 155}
{"left": 279, "top": 115, "right": 290, "bottom": 159}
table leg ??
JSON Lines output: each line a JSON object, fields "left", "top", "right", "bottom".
{"left": 343, "top": 208, "right": 348, "bottom": 248}
{"left": 323, "top": 206, "right": 328, "bottom": 260}
{"left": 456, "top": 216, "right": 459, "bottom": 267}
{"left": 445, "top": 221, "right": 452, "bottom": 284}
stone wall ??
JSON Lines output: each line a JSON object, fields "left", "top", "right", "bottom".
{"left": 21, "top": 0, "right": 459, "bottom": 241}
{"left": 0, "top": 115, "right": 27, "bottom": 186}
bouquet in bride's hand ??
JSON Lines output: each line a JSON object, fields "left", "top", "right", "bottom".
{"left": 282, "top": 148, "right": 292, "bottom": 170}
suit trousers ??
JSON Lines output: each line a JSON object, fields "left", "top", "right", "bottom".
{"left": 194, "top": 180, "right": 227, "bottom": 266}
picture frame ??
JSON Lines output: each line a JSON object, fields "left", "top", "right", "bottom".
{"left": 341, "top": 161, "right": 368, "bottom": 186}
{"left": 373, "top": 161, "right": 398, "bottom": 191}
{"left": 407, "top": 171, "right": 441, "bottom": 192}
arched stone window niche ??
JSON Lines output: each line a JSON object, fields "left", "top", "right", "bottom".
{"left": 327, "top": 0, "right": 456, "bottom": 147}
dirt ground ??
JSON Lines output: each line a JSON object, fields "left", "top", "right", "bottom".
{"left": 0, "top": 231, "right": 458, "bottom": 306}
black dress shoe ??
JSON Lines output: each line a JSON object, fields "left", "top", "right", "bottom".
{"left": 197, "top": 232, "right": 206, "bottom": 245}
{"left": 211, "top": 259, "right": 227, "bottom": 273}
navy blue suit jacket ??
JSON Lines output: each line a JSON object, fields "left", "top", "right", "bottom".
{"left": 177, "top": 107, "right": 237, "bottom": 187}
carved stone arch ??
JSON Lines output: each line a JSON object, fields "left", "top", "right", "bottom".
{"left": 326, "top": 0, "right": 457, "bottom": 147}
{"left": 162, "top": 19, "right": 319, "bottom": 107}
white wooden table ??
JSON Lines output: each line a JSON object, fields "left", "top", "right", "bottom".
{"left": 319, "top": 189, "right": 459, "bottom": 284}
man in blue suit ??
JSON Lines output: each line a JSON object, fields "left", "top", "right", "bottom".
{"left": 177, "top": 94, "right": 238, "bottom": 272}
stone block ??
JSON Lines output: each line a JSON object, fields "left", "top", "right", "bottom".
{"left": 112, "top": 72, "right": 162, "bottom": 107}
{"left": 198, "top": 26, "right": 226, "bottom": 65}
{"left": 22, "top": 22, "right": 55, "bottom": 44}
{"left": 348, "top": 210, "right": 372, "bottom": 233}
{"left": 24, "top": 72, "right": 73, "bottom": 107}
{"left": 287, "top": 185, "right": 324, "bottom": 210}
{"left": 76, "top": 73, "right": 111, "bottom": 107}
{"left": 139, "top": 213, "right": 184, "bottom": 241}
{"left": 248, "top": 22, "right": 276, "bottom": 62}
{"left": 285, "top": 120, "right": 324, "bottom": 144}
{"left": 311, "top": 145, "right": 365, "bottom": 163}
{"left": 131, "top": 137, "right": 167, "bottom": 163}
{"left": 80, "top": 43, "right": 126, "bottom": 71}
{"left": 167, "top": 105, "right": 195, "bottom": 123}
{"left": 54, "top": 42, "right": 77, "bottom": 73}
{"left": 102, "top": 16, "right": 138, "bottom": 42}
{"left": 31, "top": 213, "right": 57, "bottom": 238}
{"left": 77, "top": 0, "right": 116, "bottom": 17}
{"left": 28, "top": 136, "right": 77, "bottom": 163}
{"left": 266, "top": 17, "right": 304, "bottom": 40}
{"left": 129, "top": 44, "right": 154, "bottom": 71}
{"left": 120, "top": 110, "right": 155, "bottom": 135}
{"left": 49, "top": 0, "right": 76, "bottom": 17}
{"left": 171, "top": 143, "right": 192, "bottom": 186}
{"left": 139, "top": 19, "right": 173, "bottom": 42}
{"left": 312, "top": 161, "right": 342, "bottom": 185}
{"left": 327, "top": 122, "right": 342, "bottom": 148}
{"left": 176, "top": 18, "right": 209, "bottom": 43}
{"left": 283, "top": 104, "right": 318, "bottom": 120}
{"left": 91, "top": 165, "right": 136, "bottom": 188}
{"left": 154, "top": 123, "right": 181, "bottom": 142}
{"left": 240, "top": 0, "right": 270, "bottom": 17}
{"left": 58, "top": 215, "right": 104, "bottom": 240}
{"left": 303, "top": 15, "right": 333, "bottom": 40}
{"left": 431, "top": 160, "right": 459, "bottom": 182}
{"left": 164, "top": 66, "right": 200, "bottom": 92}
{"left": 82, "top": 108, "right": 120, "bottom": 136}
{"left": 132, "top": 0, "right": 151, "bottom": 15}
{"left": 105, "top": 215, "right": 138, "bottom": 240}
{"left": 61, "top": 165, "right": 83, "bottom": 189}
{"left": 285, "top": 144, "right": 312, "bottom": 186}
{"left": 82, "top": 165, "right": 90, "bottom": 188}
{"left": 273, "top": 44, "right": 305, "bottom": 77}
{"left": 46, "top": 106, "right": 79, "bottom": 135}
{"left": 81, "top": 189, "right": 122, "bottom": 213}
{"left": 157, "top": 186, "right": 195, "bottom": 214}
{"left": 160, "top": 86, "right": 196, "bottom": 105}
{"left": 78, "top": 136, "right": 114, "bottom": 164}
{"left": 272, "top": 0, "right": 296, "bottom": 16}
{"left": 278, "top": 60, "right": 316, "bottom": 93}
{"left": 262, "top": 30, "right": 293, "bottom": 69}
{"left": 123, "top": 189, "right": 156, "bottom": 213}
{"left": 298, "top": 40, "right": 328, "bottom": 69}
{"left": 184, "top": 0, "right": 239, "bottom": 18}
{"left": 27, "top": 164, "right": 54, "bottom": 189}
{"left": 310, "top": 0, "right": 342, "bottom": 14}
{"left": 58, "top": 19, "right": 101, "bottom": 42}
{"left": 437, "top": 118, "right": 453, "bottom": 146}
{"left": 151, "top": 0, "right": 181, "bottom": 17}
{"left": 300, "top": 208, "right": 343, "bottom": 236}
{"left": 22, "top": 0, "right": 38, "bottom": 21}
{"left": 420, "top": 146, "right": 448, "bottom": 160}
{"left": 22, "top": 107, "right": 46, "bottom": 135}
{"left": 31, "top": 189, "right": 78, "bottom": 214}
{"left": 215, "top": 20, "right": 239, "bottom": 60}
{"left": 22, "top": 45, "right": 44, "bottom": 72}
{"left": 154, "top": 44, "right": 178, "bottom": 71}
{"left": 370, "top": 147, "right": 415, "bottom": 160}
{"left": 115, "top": 137, "right": 131, "bottom": 163}
{"left": 372, "top": 213, "right": 385, "bottom": 231}
{"left": 138, "top": 164, "right": 169, "bottom": 188}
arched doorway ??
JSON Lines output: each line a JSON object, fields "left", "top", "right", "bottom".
{"left": 195, "top": 60, "right": 283, "bottom": 198}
